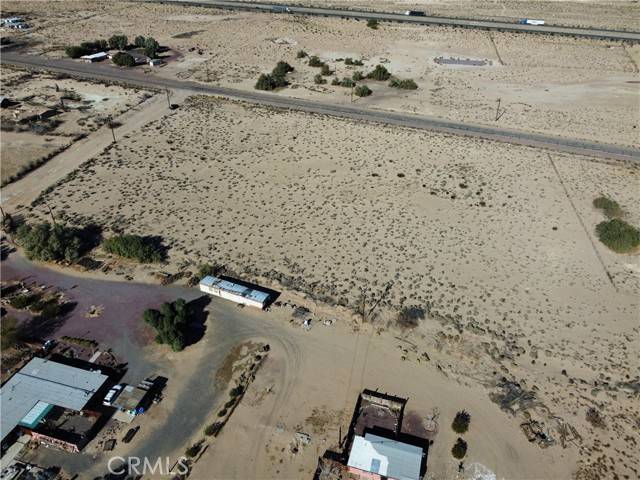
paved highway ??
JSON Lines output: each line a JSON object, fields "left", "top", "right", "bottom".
{"left": 2, "top": 53, "right": 638, "bottom": 162}
{"left": 137, "top": 0, "right": 640, "bottom": 43}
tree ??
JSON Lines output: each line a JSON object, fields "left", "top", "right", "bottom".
{"left": 134, "top": 35, "right": 146, "bottom": 48}
{"left": 452, "top": 438, "right": 468, "bottom": 459}
{"left": 102, "top": 234, "right": 165, "bottom": 262}
{"left": 308, "top": 56, "right": 324, "bottom": 67}
{"left": 596, "top": 219, "right": 640, "bottom": 253}
{"left": 389, "top": 78, "right": 418, "bottom": 90}
{"left": 340, "top": 77, "right": 355, "bottom": 87}
{"left": 112, "top": 52, "right": 136, "bottom": 67}
{"left": 452, "top": 410, "right": 471, "bottom": 433}
{"left": 108, "top": 34, "right": 128, "bottom": 50}
{"left": 296, "top": 49, "right": 307, "bottom": 59}
{"left": 143, "top": 298, "right": 189, "bottom": 352}
{"left": 354, "top": 85, "right": 372, "bottom": 97}
{"left": 367, "top": 64, "right": 391, "bottom": 81}
{"left": 65, "top": 45, "right": 89, "bottom": 58}
{"left": 272, "top": 61, "right": 294, "bottom": 77}
{"left": 144, "top": 37, "right": 160, "bottom": 58}
{"left": 16, "top": 222, "right": 88, "bottom": 262}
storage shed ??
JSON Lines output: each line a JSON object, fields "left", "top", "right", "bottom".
{"left": 199, "top": 275, "right": 270, "bottom": 309}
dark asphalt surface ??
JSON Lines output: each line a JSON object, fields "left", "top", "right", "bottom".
{"left": 2, "top": 53, "right": 638, "bottom": 163}
{"left": 137, "top": 0, "right": 640, "bottom": 42}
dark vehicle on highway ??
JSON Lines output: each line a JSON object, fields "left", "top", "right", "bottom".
{"left": 404, "top": 10, "right": 426, "bottom": 16}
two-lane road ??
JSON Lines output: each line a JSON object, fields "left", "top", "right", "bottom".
{"left": 2, "top": 53, "right": 639, "bottom": 163}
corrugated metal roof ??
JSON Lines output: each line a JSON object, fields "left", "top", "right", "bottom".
{"left": 80, "top": 52, "right": 108, "bottom": 60}
{"left": 0, "top": 358, "right": 108, "bottom": 441}
{"left": 200, "top": 276, "right": 270, "bottom": 303}
{"left": 347, "top": 433, "right": 423, "bottom": 480}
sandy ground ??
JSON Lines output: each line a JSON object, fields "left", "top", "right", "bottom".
{"left": 2, "top": 1, "right": 638, "bottom": 147}
{"left": 18, "top": 96, "right": 639, "bottom": 479}
{"left": 0, "top": 67, "right": 152, "bottom": 185}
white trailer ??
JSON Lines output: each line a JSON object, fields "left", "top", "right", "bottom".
{"left": 199, "top": 275, "right": 270, "bottom": 309}
{"left": 519, "top": 19, "right": 545, "bottom": 25}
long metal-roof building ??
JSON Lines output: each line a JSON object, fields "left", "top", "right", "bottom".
{"left": 199, "top": 275, "right": 270, "bottom": 309}
{"left": 0, "top": 358, "right": 108, "bottom": 442}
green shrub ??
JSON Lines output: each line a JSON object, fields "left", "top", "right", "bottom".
{"left": 204, "top": 423, "right": 222, "bottom": 436}
{"left": 314, "top": 74, "right": 326, "bottom": 85}
{"left": 345, "top": 58, "right": 364, "bottom": 66}
{"left": 593, "top": 196, "right": 622, "bottom": 219}
{"left": 143, "top": 298, "right": 189, "bottom": 351}
{"left": 308, "top": 56, "right": 324, "bottom": 67}
{"left": 224, "top": 399, "right": 236, "bottom": 409}
{"left": 134, "top": 35, "right": 146, "bottom": 48}
{"left": 320, "top": 63, "right": 332, "bottom": 76}
{"left": 16, "top": 222, "right": 89, "bottom": 262}
{"left": 65, "top": 46, "right": 89, "bottom": 58}
{"left": 389, "top": 78, "right": 418, "bottom": 90}
{"left": 112, "top": 52, "right": 136, "bottom": 67}
{"left": 354, "top": 85, "right": 372, "bottom": 97}
{"left": 185, "top": 444, "right": 201, "bottom": 458}
{"left": 9, "top": 294, "right": 40, "bottom": 310}
{"left": 331, "top": 77, "right": 341, "bottom": 86}
{"left": 296, "top": 49, "right": 307, "bottom": 58}
{"left": 102, "top": 234, "right": 165, "bottom": 262}
{"left": 108, "top": 34, "right": 128, "bottom": 50}
{"left": 596, "top": 219, "right": 640, "bottom": 253}
{"left": 230, "top": 385, "right": 245, "bottom": 397}
{"left": 452, "top": 410, "right": 471, "bottom": 433}
{"left": 452, "top": 438, "right": 467, "bottom": 459}
{"left": 272, "top": 61, "right": 294, "bottom": 77}
{"left": 255, "top": 73, "right": 288, "bottom": 91}
{"left": 367, "top": 64, "right": 391, "bottom": 81}
{"left": 397, "top": 305, "right": 425, "bottom": 329}
{"left": 340, "top": 77, "right": 355, "bottom": 87}
{"left": 367, "top": 19, "right": 379, "bottom": 29}
{"left": 352, "top": 71, "right": 364, "bottom": 81}
{"left": 217, "top": 408, "right": 227, "bottom": 417}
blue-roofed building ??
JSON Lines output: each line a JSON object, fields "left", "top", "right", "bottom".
{"left": 199, "top": 276, "right": 270, "bottom": 309}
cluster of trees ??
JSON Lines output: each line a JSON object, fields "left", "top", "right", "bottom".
{"left": 451, "top": 410, "right": 471, "bottom": 459}
{"left": 102, "top": 234, "right": 165, "bottom": 263}
{"left": 367, "top": 64, "right": 391, "bottom": 81}
{"left": 64, "top": 34, "right": 160, "bottom": 61}
{"left": 112, "top": 52, "right": 136, "bottom": 67}
{"left": 65, "top": 39, "right": 108, "bottom": 59}
{"left": 143, "top": 298, "right": 189, "bottom": 351}
{"left": 16, "top": 222, "right": 90, "bottom": 262}
{"left": 389, "top": 78, "right": 418, "bottom": 90}
{"left": 255, "top": 61, "right": 294, "bottom": 91}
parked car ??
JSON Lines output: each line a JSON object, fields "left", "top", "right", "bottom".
{"left": 103, "top": 384, "right": 124, "bottom": 406}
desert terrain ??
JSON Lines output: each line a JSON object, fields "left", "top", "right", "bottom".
{"left": 2, "top": 1, "right": 639, "bottom": 147}
{"left": 20, "top": 95, "right": 639, "bottom": 479}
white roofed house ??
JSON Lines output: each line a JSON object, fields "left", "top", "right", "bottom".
{"left": 199, "top": 275, "right": 271, "bottom": 309}
{"left": 347, "top": 433, "right": 424, "bottom": 480}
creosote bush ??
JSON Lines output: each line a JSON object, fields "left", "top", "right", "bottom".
{"left": 296, "top": 49, "right": 307, "bottom": 58}
{"left": 314, "top": 74, "right": 326, "bottom": 85}
{"left": 389, "top": 78, "right": 418, "bottom": 90}
{"left": 396, "top": 305, "right": 425, "bottom": 329}
{"left": 354, "top": 85, "right": 372, "bottom": 97}
{"left": 367, "top": 64, "right": 391, "bottom": 81}
{"left": 596, "top": 218, "right": 640, "bottom": 253}
{"left": 308, "top": 55, "right": 324, "bottom": 67}
{"left": 593, "top": 196, "right": 622, "bottom": 219}
{"left": 352, "top": 71, "right": 364, "bottom": 81}
{"left": 320, "top": 63, "right": 332, "bottom": 76}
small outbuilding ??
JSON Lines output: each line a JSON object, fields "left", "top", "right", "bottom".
{"left": 347, "top": 433, "right": 423, "bottom": 480}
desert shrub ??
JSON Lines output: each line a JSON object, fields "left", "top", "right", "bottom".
{"left": 331, "top": 77, "right": 341, "bottom": 86}
{"left": 596, "top": 219, "right": 640, "bottom": 253}
{"left": 1, "top": 317, "right": 20, "bottom": 350}
{"left": 198, "top": 263, "right": 224, "bottom": 278}
{"left": 102, "top": 234, "right": 165, "bottom": 262}
{"left": 108, "top": 34, "right": 128, "bottom": 50}
{"left": 255, "top": 73, "right": 288, "bottom": 90}
{"left": 308, "top": 56, "right": 324, "bottom": 67}
{"left": 9, "top": 293, "right": 40, "bottom": 309}
{"left": 451, "top": 438, "right": 467, "bottom": 459}
{"left": 296, "top": 49, "right": 307, "bottom": 58}
{"left": 16, "top": 222, "right": 89, "bottom": 262}
{"left": 144, "top": 37, "right": 160, "bottom": 58}
{"left": 224, "top": 399, "right": 236, "bottom": 409}
{"left": 314, "top": 74, "right": 326, "bottom": 85}
{"left": 353, "top": 59, "right": 364, "bottom": 66}
{"left": 340, "top": 77, "right": 355, "bottom": 87}
{"left": 389, "top": 78, "right": 418, "bottom": 90}
{"left": 184, "top": 444, "right": 201, "bottom": 458}
{"left": 272, "top": 61, "right": 294, "bottom": 77}
{"left": 134, "top": 35, "right": 146, "bottom": 48}
{"left": 367, "top": 64, "right": 391, "bottom": 81}
{"left": 143, "top": 298, "right": 188, "bottom": 351}
{"left": 586, "top": 407, "right": 606, "bottom": 428}
{"left": 320, "top": 63, "right": 332, "bottom": 76}
{"left": 230, "top": 385, "right": 245, "bottom": 397}
{"left": 396, "top": 305, "right": 425, "bottom": 329}
{"left": 112, "top": 52, "right": 135, "bottom": 67}
{"left": 204, "top": 422, "right": 222, "bottom": 436}
{"left": 344, "top": 57, "right": 354, "bottom": 65}
{"left": 354, "top": 85, "right": 372, "bottom": 97}
{"left": 367, "top": 19, "right": 379, "bottom": 29}
{"left": 452, "top": 410, "right": 471, "bottom": 434}
{"left": 593, "top": 196, "right": 622, "bottom": 219}
{"left": 352, "top": 71, "right": 364, "bottom": 81}
{"left": 217, "top": 408, "right": 227, "bottom": 417}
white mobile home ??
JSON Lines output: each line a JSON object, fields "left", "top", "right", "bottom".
{"left": 199, "top": 276, "right": 270, "bottom": 309}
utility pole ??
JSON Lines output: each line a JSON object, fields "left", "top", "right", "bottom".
{"left": 107, "top": 115, "right": 116, "bottom": 143}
